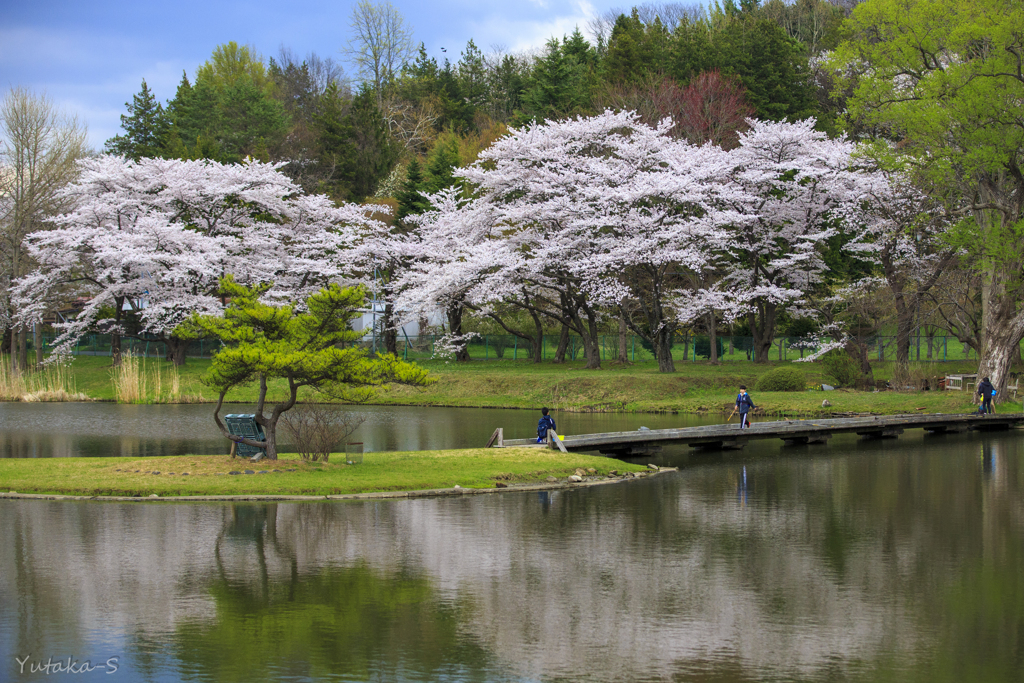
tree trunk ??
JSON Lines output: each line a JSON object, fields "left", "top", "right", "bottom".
{"left": 553, "top": 325, "right": 569, "bottom": 363}
{"left": 382, "top": 300, "right": 398, "bottom": 356}
{"left": 653, "top": 328, "right": 675, "bottom": 372}
{"left": 446, "top": 303, "right": 470, "bottom": 362}
{"left": 261, "top": 420, "right": 279, "bottom": 460}
{"left": 33, "top": 323, "right": 42, "bottom": 367}
{"left": 893, "top": 293, "right": 913, "bottom": 369}
{"left": 166, "top": 337, "right": 188, "bottom": 366}
{"left": 749, "top": 303, "right": 777, "bottom": 364}
{"left": 707, "top": 311, "right": 718, "bottom": 364}
{"left": 17, "top": 327, "right": 27, "bottom": 371}
{"left": 578, "top": 307, "right": 602, "bottom": 369}
{"left": 618, "top": 312, "right": 629, "bottom": 363}
{"left": 580, "top": 319, "right": 602, "bottom": 369}
{"left": 111, "top": 296, "right": 124, "bottom": 367}
{"left": 977, "top": 285, "right": 1024, "bottom": 403}
{"left": 846, "top": 340, "right": 874, "bottom": 388}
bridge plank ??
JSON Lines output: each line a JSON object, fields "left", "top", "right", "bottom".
{"left": 498, "top": 414, "right": 1024, "bottom": 451}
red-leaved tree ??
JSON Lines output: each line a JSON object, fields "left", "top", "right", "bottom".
{"left": 594, "top": 71, "right": 754, "bottom": 149}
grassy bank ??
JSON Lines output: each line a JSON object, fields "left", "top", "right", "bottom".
{"left": 2, "top": 355, "right": 999, "bottom": 416}
{"left": 0, "top": 448, "right": 646, "bottom": 498}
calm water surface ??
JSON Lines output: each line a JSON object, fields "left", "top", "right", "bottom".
{"left": 2, "top": 423, "right": 1023, "bottom": 681}
{"left": 0, "top": 402, "right": 715, "bottom": 457}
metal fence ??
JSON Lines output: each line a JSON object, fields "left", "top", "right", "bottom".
{"left": 40, "top": 334, "right": 221, "bottom": 360}
{"left": 38, "top": 332, "right": 985, "bottom": 363}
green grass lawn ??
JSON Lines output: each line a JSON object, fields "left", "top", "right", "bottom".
{"left": 15, "top": 354, "right": 1003, "bottom": 416}
{"left": 0, "top": 448, "right": 645, "bottom": 498}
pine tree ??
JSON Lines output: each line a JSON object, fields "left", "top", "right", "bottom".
{"left": 103, "top": 80, "right": 168, "bottom": 159}
{"left": 424, "top": 132, "right": 461, "bottom": 193}
{"left": 523, "top": 38, "right": 590, "bottom": 120}
{"left": 395, "top": 158, "right": 431, "bottom": 224}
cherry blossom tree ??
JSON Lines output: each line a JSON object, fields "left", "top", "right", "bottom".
{"left": 454, "top": 110, "right": 736, "bottom": 371}
{"left": 391, "top": 188, "right": 499, "bottom": 361}
{"left": 716, "top": 119, "right": 866, "bottom": 363}
{"left": 14, "top": 156, "right": 381, "bottom": 365}
{"left": 843, "top": 165, "right": 956, "bottom": 369}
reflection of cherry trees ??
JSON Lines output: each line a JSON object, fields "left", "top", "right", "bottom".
{"left": 5, "top": 436, "right": 1024, "bottom": 680}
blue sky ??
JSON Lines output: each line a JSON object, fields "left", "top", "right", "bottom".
{"left": 2, "top": 0, "right": 627, "bottom": 149}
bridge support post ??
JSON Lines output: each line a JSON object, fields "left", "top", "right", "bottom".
{"left": 781, "top": 434, "right": 832, "bottom": 446}
{"left": 689, "top": 439, "right": 746, "bottom": 451}
{"left": 924, "top": 425, "right": 968, "bottom": 435}
{"left": 856, "top": 428, "right": 903, "bottom": 439}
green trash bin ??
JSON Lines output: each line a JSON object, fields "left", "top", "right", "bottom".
{"left": 225, "top": 414, "right": 267, "bottom": 459}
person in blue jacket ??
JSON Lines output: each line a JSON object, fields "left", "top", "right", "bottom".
{"left": 537, "top": 407, "right": 557, "bottom": 443}
{"left": 733, "top": 386, "right": 756, "bottom": 428}
{"left": 977, "top": 377, "right": 995, "bottom": 414}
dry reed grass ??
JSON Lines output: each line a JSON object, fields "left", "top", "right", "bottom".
{"left": 110, "top": 351, "right": 207, "bottom": 404}
{"left": 0, "top": 357, "right": 89, "bottom": 402}
{"left": 111, "top": 351, "right": 147, "bottom": 403}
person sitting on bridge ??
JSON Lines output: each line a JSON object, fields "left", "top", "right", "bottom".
{"left": 734, "top": 386, "right": 756, "bottom": 429}
{"left": 537, "top": 407, "right": 557, "bottom": 443}
{"left": 977, "top": 377, "right": 995, "bottom": 414}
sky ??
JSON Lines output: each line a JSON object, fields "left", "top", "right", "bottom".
{"left": 1, "top": 0, "right": 629, "bottom": 149}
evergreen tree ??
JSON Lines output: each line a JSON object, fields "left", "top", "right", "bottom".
{"left": 161, "top": 45, "right": 290, "bottom": 163}
{"left": 603, "top": 12, "right": 670, "bottom": 83}
{"left": 563, "top": 28, "right": 598, "bottom": 71}
{"left": 669, "top": 17, "right": 716, "bottom": 83}
{"left": 523, "top": 38, "right": 590, "bottom": 120}
{"left": 457, "top": 39, "right": 488, "bottom": 109}
{"left": 312, "top": 82, "right": 357, "bottom": 199}
{"left": 486, "top": 54, "right": 528, "bottom": 123}
{"left": 103, "top": 80, "right": 168, "bottom": 159}
{"left": 217, "top": 77, "right": 289, "bottom": 162}
{"left": 317, "top": 85, "right": 399, "bottom": 201}
{"left": 395, "top": 158, "right": 431, "bottom": 223}
{"left": 712, "top": 18, "right": 817, "bottom": 121}
{"left": 424, "top": 132, "right": 461, "bottom": 193}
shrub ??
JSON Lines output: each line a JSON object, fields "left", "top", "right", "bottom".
{"left": 820, "top": 350, "right": 861, "bottom": 388}
{"left": 755, "top": 366, "right": 806, "bottom": 392}
{"left": 280, "top": 404, "right": 366, "bottom": 462}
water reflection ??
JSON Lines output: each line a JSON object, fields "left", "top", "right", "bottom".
{"left": 0, "top": 402, "right": 709, "bottom": 458}
{"left": 2, "top": 430, "right": 1024, "bottom": 681}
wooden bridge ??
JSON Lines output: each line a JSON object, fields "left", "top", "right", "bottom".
{"left": 487, "top": 413, "right": 1024, "bottom": 458}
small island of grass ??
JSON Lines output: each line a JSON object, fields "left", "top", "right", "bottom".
{"left": 0, "top": 448, "right": 651, "bottom": 500}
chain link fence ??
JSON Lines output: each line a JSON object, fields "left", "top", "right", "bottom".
{"left": 37, "top": 332, "right": 984, "bottom": 363}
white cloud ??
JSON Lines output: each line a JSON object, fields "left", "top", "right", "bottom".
{"left": 465, "top": 0, "right": 601, "bottom": 54}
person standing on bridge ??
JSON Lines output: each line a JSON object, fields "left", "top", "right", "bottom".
{"left": 733, "top": 386, "right": 756, "bottom": 429}
{"left": 977, "top": 377, "right": 995, "bottom": 414}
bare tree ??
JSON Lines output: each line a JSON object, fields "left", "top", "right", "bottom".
{"left": 0, "top": 87, "right": 88, "bottom": 370}
{"left": 590, "top": 3, "right": 704, "bottom": 43}
{"left": 342, "top": 0, "right": 415, "bottom": 107}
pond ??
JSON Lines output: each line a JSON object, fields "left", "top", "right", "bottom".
{"left": 1, "top": 424, "right": 1022, "bottom": 681}
{"left": 0, "top": 402, "right": 716, "bottom": 458}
